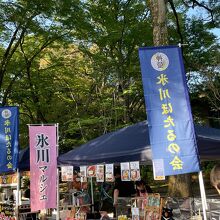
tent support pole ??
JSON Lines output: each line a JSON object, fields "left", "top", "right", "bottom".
{"left": 90, "top": 177, "right": 94, "bottom": 213}
{"left": 198, "top": 171, "right": 207, "bottom": 220}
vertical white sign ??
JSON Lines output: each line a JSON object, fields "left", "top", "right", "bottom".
{"left": 80, "top": 166, "right": 87, "bottom": 182}
{"left": 130, "top": 161, "right": 141, "bottom": 181}
{"left": 61, "top": 166, "right": 73, "bottom": 182}
{"left": 120, "top": 162, "right": 130, "bottom": 181}
{"left": 105, "top": 164, "right": 114, "bottom": 182}
{"left": 153, "top": 159, "right": 165, "bottom": 180}
{"left": 96, "top": 165, "right": 104, "bottom": 182}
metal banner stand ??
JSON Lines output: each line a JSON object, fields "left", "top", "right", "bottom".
{"left": 198, "top": 171, "right": 208, "bottom": 220}
{"left": 90, "top": 177, "right": 94, "bottom": 213}
{"left": 56, "top": 168, "right": 60, "bottom": 220}
{"left": 16, "top": 168, "right": 20, "bottom": 219}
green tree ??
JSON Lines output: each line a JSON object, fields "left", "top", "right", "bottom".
{"left": 0, "top": 0, "right": 219, "bottom": 160}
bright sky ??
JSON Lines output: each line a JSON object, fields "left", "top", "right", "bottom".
{"left": 187, "top": 7, "right": 220, "bottom": 41}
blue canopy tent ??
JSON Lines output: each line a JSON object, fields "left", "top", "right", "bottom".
{"left": 58, "top": 121, "right": 220, "bottom": 166}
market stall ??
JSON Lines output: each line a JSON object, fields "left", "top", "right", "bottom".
{"left": 0, "top": 171, "right": 39, "bottom": 220}
{"left": 14, "top": 122, "right": 220, "bottom": 220}
{"left": 0, "top": 147, "right": 40, "bottom": 220}
{"left": 59, "top": 167, "right": 92, "bottom": 220}
{"left": 58, "top": 162, "right": 165, "bottom": 220}
{"left": 0, "top": 173, "right": 17, "bottom": 220}
{"left": 58, "top": 121, "right": 220, "bottom": 220}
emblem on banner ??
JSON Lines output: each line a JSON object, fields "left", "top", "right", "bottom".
{"left": 151, "top": 52, "right": 169, "bottom": 71}
{"left": 1, "top": 109, "right": 12, "bottom": 119}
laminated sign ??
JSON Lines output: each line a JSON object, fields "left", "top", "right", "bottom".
{"left": 96, "top": 164, "right": 104, "bottom": 182}
{"left": 105, "top": 164, "right": 114, "bottom": 182}
{"left": 139, "top": 46, "right": 200, "bottom": 176}
{"left": 120, "top": 162, "right": 130, "bottom": 181}
{"left": 130, "top": 161, "right": 141, "bottom": 181}
{"left": 61, "top": 166, "right": 73, "bottom": 182}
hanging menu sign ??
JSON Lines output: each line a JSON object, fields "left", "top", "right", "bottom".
{"left": 80, "top": 166, "right": 87, "bottom": 182}
{"left": 61, "top": 166, "right": 73, "bottom": 182}
{"left": 87, "top": 165, "right": 96, "bottom": 177}
{"left": 96, "top": 164, "right": 104, "bottom": 182}
{"left": 120, "top": 162, "right": 130, "bottom": 181}
{"left": 130, "top": 161, "right": 141, "bottom": 181}
{"left": 105, "top": 164, "right": 114, "bottom": 182}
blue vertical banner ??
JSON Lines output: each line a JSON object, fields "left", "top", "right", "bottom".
{"left": 139, "top": 46, "right": 200, "bottom": 176}
{"left": 0, "top": 106, "right": 19, "bottom": 173}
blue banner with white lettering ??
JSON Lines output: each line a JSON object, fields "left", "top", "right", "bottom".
{"left": 139, "top": 46, "right": 200, "bottom": 176}
{"left": 0, "top": 107, "right": 19, "bottom": 173}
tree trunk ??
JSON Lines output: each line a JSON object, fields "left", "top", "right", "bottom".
{"left": 148, "top": 0, "right": 168, "bottom": 46}
{"left": 168, "top": 175, "right": 192, "bottom": 197}
{"left": 147, "top": 0, "right": 192, "bottom": 197}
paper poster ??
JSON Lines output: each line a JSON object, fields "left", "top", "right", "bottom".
{"left": 130, "top": 161, "right": 141, "bottom": 181}
{"left": 96, "top": 165, "right": 104, "bottom": 182}
{"left": 105, "top": 164, "right": 114, "bottom": 182}
{"left": 153, "top": 159, "right": 165, "bottom": 180}
{"left": 145, "top": 194, "right": 161, "bottom": 219}
{"left": 120, "top": 162, "right": 130, "bottom": 181}
{"left": 61, "top": 166, "right": 73, "bottom": 182}
{"left": 80, "top": 166, "right": 87, "bottom": 182}
{"left": 87, "top": 165, "right": 96, "bottom": 177}
{"left": 132, "top": 207, "right": 140, "bottom": 220}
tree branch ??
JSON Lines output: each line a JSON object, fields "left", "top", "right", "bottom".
{"left": 168, "top": 0, "right": 184, "bottom": 44}
{"left": 183, "top": 0, "right": 214, "bottom": 23}
{"left": 1, "top": 72, "right": 23, "bottom": 106}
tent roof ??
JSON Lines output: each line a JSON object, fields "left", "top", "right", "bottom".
{"left": 58, "top": 121, "right": 220, "bottom": 166}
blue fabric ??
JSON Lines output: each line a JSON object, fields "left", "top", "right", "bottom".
{"left": 0, "top": 106, "right": 19, "bottom": 173}
{"left": 139, "top": 46, "right": 200, "bottom": 175}
{"left": 19, "top": 147, "right": 30, "bottom": 171}
{"left": 58, "top": 121, "right": 220, "bottom": 167}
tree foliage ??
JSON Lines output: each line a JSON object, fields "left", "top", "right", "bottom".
{"left": 0, "top": 0, "right": 219, "bottom": 153}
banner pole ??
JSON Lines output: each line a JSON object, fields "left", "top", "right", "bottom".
{"left": 90, "top": 177, "right": 94, "bottom": 213}
{"left": 16, "top": 168, "right": 20, "bottom": 219}
{"left": 56, "top": 123, "right": 60, "bottom": 220}
{"left": 198, "top": 171, "right": 207, "bottom": 220}
{"left": 56, "top": 168, "right": 60, "bottom": 220}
